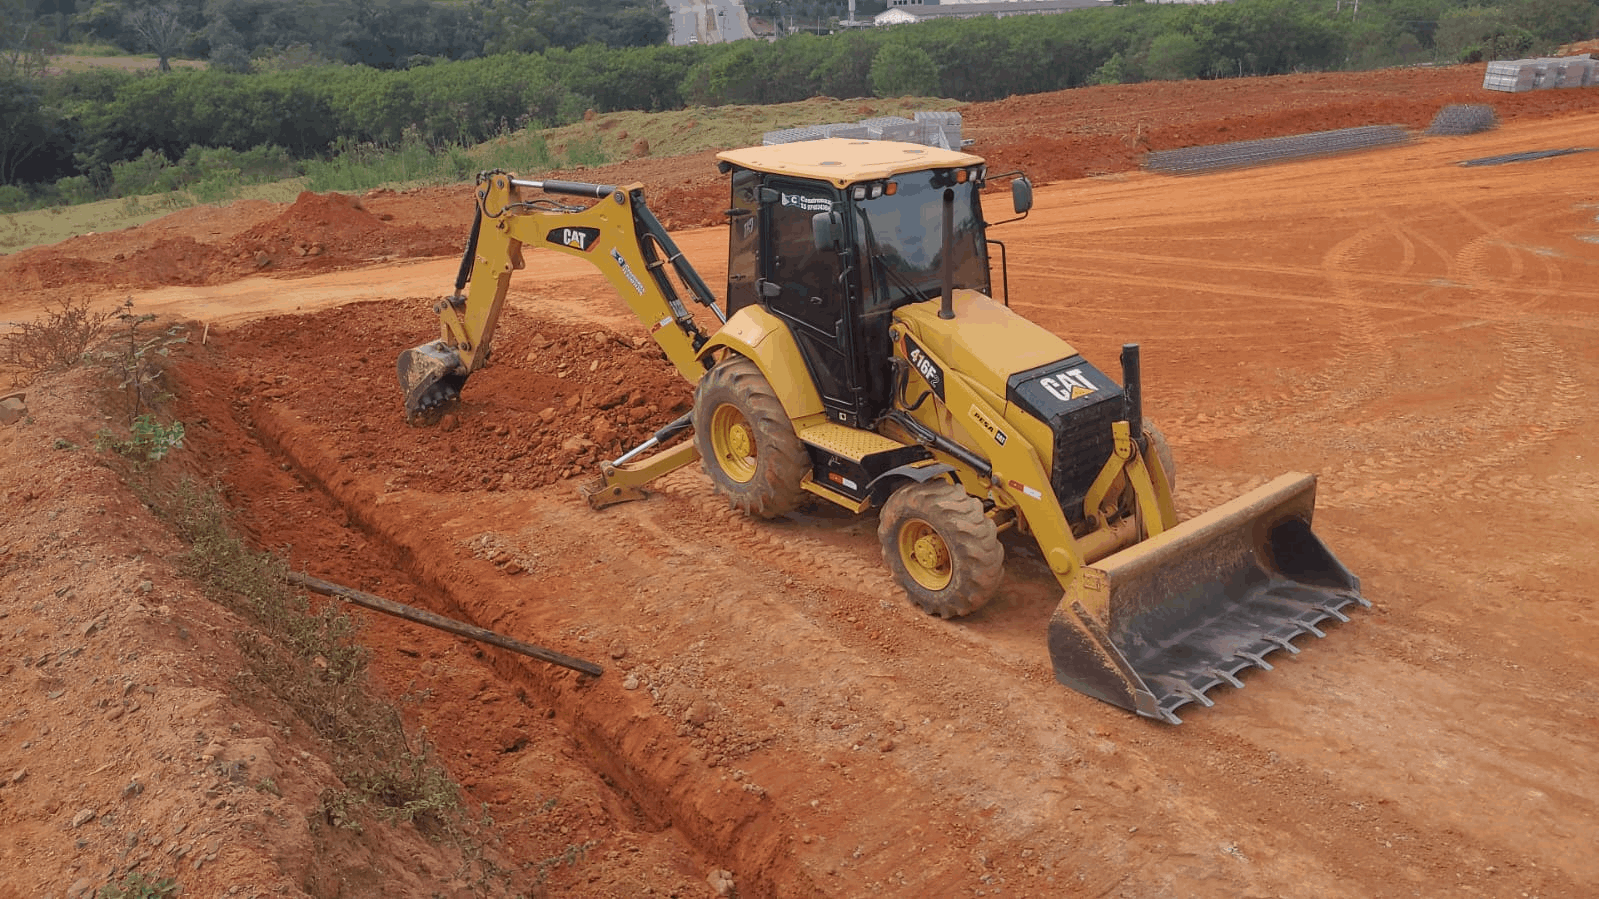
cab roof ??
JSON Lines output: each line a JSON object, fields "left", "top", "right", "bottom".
{"left": 717, "top": 139, "right": 985, "bottom": 188}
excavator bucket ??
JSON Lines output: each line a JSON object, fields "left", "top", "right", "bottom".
{"left": 1048, "top": 473, "right": 1367, "bottom": 724}
{"left": 397, "top": 340, "right": 466, "bottom": 416}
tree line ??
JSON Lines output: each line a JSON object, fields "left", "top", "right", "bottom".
{"left": 3, "top": 0, "right": 1596, "bottom": 206}
{"left": 11, "top": 0, "right": 671, "bottom": 71}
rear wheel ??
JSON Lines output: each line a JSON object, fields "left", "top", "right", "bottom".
{"left": 692, "top": 356, "right": 809, "bottom": 519}
{"left": 878, "top": 480, "right": 1003, "bottom": 618}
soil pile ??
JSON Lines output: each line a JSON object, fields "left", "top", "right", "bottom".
{"left": 226, "top": 191, "right": 461, "bottom": 276}
{"left": 222, "top": 301, "right": 695, "bottom": 494}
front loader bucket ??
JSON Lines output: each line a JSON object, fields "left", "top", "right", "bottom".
{"left": 397, "top": 341, "right": 466, "bottom": 416}
{"left": 1048, "top": 473, "right": 1367, "bottom": 724}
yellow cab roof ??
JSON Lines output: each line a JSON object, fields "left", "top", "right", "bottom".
{"left": 717, "top": 139, "right": 985, "bottom": 188}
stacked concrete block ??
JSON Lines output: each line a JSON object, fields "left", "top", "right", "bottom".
{"left": 857, "top": 116, "right": 915, "bottom": 140}
{"left": 762, "top": 126, "right": 830, "bottom": 146}
{"left": 761, "top": 111, "right": 966, "bottom": 149}
{"left": 818, "top": 124, "right": 869, "bottom": 139}
{"left": 1483, "top": 55, "right": 1595, "bottom": 92}
{"left": 1551, "top": 55, "right": 1595, "bottom": 87}
{"left": 877, "top": 122, "right": 925, "bottom": 143}
{"left": 914, "top": 111, "right": 963, "bottom": 150}
{"left": 1483, "top": 60, "right": 1542, "bottom": 92}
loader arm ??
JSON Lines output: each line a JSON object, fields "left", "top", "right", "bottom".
{"left": 889, "top": 319, "right": 1364, "bottom": 724}
{"left": 399, "top": 172, "right": 722, "bottom": 414}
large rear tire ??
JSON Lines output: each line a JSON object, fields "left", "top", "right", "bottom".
{"left": 878, "top": 480, "right": 1003, "bottom": 619}
{"left": 692, "top": 356, "right": 809, "bottom": 519}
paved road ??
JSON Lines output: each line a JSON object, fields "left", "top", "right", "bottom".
{"left": 664, "top": 0, "right": 756, "bottom": 45}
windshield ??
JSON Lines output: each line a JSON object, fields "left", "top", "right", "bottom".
{"left": 856, "top": 172, "right": 987, "bottom": 312}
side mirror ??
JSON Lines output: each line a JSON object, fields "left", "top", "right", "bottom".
{"left": 1011, "top": 177, "right": 1033, "bottom": 215}
{"left": 812, "top": 211, "right": 842, "bottom": 251}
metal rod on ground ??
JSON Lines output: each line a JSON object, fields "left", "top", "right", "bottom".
{"left": 285, "top": 571, "right": 603, "bottom": 677}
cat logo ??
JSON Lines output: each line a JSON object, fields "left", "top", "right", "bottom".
{"left": 546, "top": 226, "right": 600, "bottom": 252}
{"left": 1039, "top": 368, "right": 1097, "bottom": 404}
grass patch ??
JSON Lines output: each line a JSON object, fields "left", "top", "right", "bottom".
{"left": 0, "top": 181, "right": 309, "bottom": 254}
{"left": 540, "top": 95, "right": 964, "bottom": 162}
{"left": 160, "top": 481, "right": 461, "bottom": 828}
{"left": 6, "top": 94, "right": 960, "bottom": 252}
{"left": 303, "top": 127, "right": 604, "bottom": 194}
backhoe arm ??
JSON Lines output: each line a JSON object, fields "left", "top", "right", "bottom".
{"left": 398, "top": 171, "right": 724, "bottom": 415}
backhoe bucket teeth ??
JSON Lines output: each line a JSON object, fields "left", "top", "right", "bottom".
{"left": 1048, "top": 473, "right": 1367, "bottom": 724}
{"left": 398, "top": 341, "right": 467, "bottom": 415}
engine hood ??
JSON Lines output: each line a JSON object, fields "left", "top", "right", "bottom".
{"left": 893, "top": 290, "right": 1079, "bottom": 402}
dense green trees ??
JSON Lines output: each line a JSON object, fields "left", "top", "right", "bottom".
{"left": 3, "top": 0, "right": 1597, "bottom": 206}
{"left": 869, "top": 41, "right": 936, "bottom": 97}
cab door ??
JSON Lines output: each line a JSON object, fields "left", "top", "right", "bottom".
{"left": 759, "top": 180, "right": 861, "bottom": 424}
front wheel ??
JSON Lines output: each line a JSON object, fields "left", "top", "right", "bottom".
{"left": 692, "top": 356, "right": 809, "bottom": 519}
{"left": 878, "top": 480, "right": 1004, "bottom": 619}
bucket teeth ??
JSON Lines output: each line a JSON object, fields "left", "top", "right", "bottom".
{"left": 1207, "top": 667, "right": 1246, "bottom": 689}
{"left": 1234, "top": 650, "right": 1273, "bottom": 670}
{"left": 1047, "top": 474, "right": 1369, "bottom": 724}
{"left": 1124, "top": 586, "right": 1367, "bottom": 723}
{"left": 1264, "top": 635, "right": 1302, "bottom": 655}
{"left": 1174, "top": 684, "right": 1215, "bottom": 708}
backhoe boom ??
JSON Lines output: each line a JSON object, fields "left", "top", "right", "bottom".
{"left": 398, "top": 171, "right": 722, "bottom": 415}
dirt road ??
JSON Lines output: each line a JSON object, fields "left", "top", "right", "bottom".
{"left": 2, "top": 67, "right": 1597, "bottom": 898}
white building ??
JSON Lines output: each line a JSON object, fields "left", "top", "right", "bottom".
{"left": 873, "top": 0, "right": 1226, "bottom": 26}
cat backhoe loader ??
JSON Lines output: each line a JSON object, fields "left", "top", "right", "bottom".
{"left": 398, "top": 139, "right": 1368, "bottom": 724}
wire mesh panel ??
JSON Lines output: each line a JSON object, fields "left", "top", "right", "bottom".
{"left": 1425, "top": 105, "right": 1498, "bottom": 136}
{"left": 1144, "top": 125, "right": 1411, "bottom": 175}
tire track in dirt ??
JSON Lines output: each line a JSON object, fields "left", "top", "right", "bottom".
{"left": 586, "top": 454, "right": 1593, "bottom": 898}
{"left": 644, "top": 467, "right": 1064, "bottom": 711}
{"left": 1321, "top": 202, "right": 1588, "bottom": 510}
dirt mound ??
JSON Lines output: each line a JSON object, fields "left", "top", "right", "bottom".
{"left": 0, "top": 192, "right": 466, "bottom": 295}
{"left": 225, "top": 191, "right": 461, "bottom": 277}
{"left": 0, "top": 233, "right": 235, "bottom": 290}
{"left": 220, "top": 301, "right": 695, "bottom": 494}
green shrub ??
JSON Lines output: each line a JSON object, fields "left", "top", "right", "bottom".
{"left": 0, "top": 184, "right": 32, "bottom": 213}
{"left": 94, "top": 413, "right": 186, "bottom": 462}
{"left": 54, "top": 175, "right": 98, "bottom": 206}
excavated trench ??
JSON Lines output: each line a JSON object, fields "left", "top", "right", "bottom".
{"left": 169, "top": 301, "right": 824, "bottom": 897}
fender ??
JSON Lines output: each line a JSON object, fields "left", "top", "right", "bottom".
{"left": 698, "top": 305, "right": 826, "bottom": 421}
{"left": 865, "top": 461, "right": 956, "bottom": 506}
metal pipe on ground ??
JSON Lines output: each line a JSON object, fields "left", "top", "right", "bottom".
{"left": 285, "top": 571, "right": 604, "bottom": 677}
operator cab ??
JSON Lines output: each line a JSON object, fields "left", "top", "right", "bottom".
{"left": 717, "top": 139, "right": 1015, "bottom": 428}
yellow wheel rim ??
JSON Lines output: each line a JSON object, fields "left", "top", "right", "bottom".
{"left": 709, "top": 404, "right": 757, "bottom": 483}
{"left": 898, "top": 521, "right": 952, "bottom": 591}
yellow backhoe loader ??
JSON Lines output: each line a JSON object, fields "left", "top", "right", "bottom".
{"left": 398, "top": 139, "right": 1368, "bottom": 724}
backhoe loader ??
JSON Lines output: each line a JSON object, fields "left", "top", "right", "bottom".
{"left": 397, "top": 139, "right": 1369, "bottom": 724}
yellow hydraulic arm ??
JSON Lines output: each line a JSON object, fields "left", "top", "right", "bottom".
{"left": 398, "top": 171, "right": 725, "bottom": 415}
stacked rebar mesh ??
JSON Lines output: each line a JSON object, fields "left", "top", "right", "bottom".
{"left": 1425, "top": 104, "right": 1498, "bottom": 136}
{"left": 1143, "top": 125, "right": 1411, "bottom": 175}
